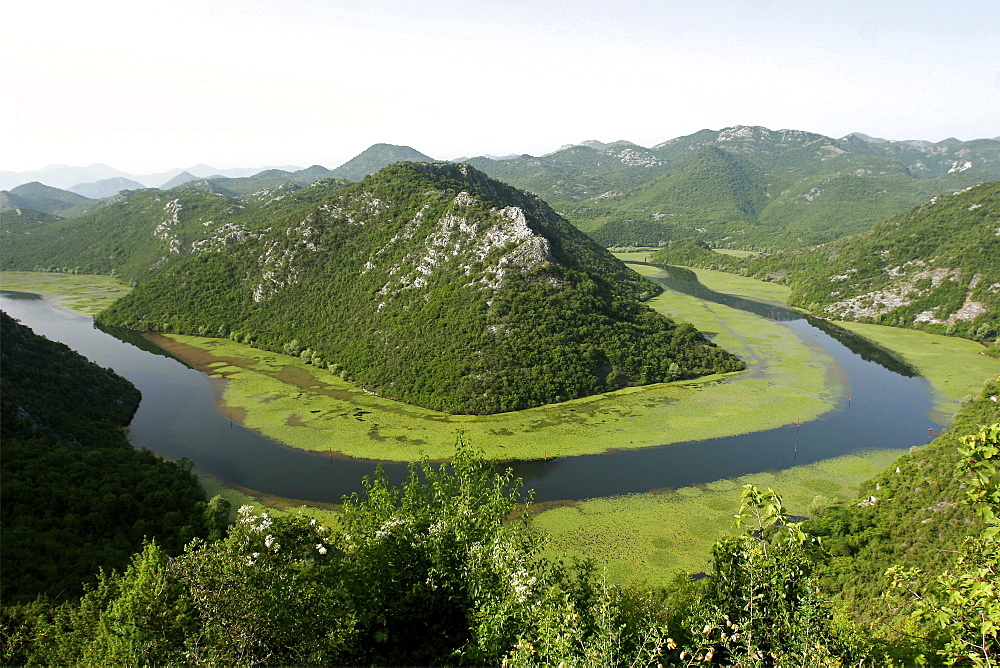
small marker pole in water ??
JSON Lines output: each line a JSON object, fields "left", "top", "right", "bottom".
{"left": 229, "top": 412, "right": 232, "bottom": 428}
{"left": 848, "top": 392, "right": 852, "bottom": 408}
{"left": 796, "top": 419, "right": 801, "bottom": 434}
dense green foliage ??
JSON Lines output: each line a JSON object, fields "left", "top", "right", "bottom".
{"left": 886, "top": 422, "right": 1000, "bottom": 664}
{"left": 96, "top": 162, "right": 743, "bottom": 414}
{"left": 653, "top": 181, "right": 1000, "bottom": 343}
{"left": 0, "top": 445, "right": 850, "bottom": 666}
{"left": 0, "top": 312, "right": 224, "bottom": 604}
{"left": 0, "top": 178, "right": 352, "bottom": 283}
{"left": 4, "top": 381, "right": 997, "bottom": 664}
{"left": 470, "top": 126, "right": 999, "bottom": 250}
{"left": 0, "top": 206, "right": 61, "bottom": 236}
{"left": 807, "top": 380, "right": 1000, "bottom": 658}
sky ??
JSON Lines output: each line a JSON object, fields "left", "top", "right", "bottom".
{"left": 3, "top": 0, "right": 999, "bottom": 174}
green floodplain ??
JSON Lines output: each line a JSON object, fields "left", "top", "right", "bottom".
{"left": 3, "top": 267, "right": 998, "bottom": 585}
{"left": 153, "top": 261, "right": 835, "bottom": 463}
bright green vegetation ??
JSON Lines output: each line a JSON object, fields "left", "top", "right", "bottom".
{"left": 156, "top": 268, "right": 831, "bottom": 461}
{"left": 5, "top": 398, "right": 997, "bottom": 664}
{"left": 807, "top": 380, "right": 1000, "bottom": 660}
{"left": 0, "top": 207, "right": 61, "bottom": 234}
{"left": 779, "top": 182, "right": 1000, "bottom": 342}
{"left": 0, "top": 271, "right": 132, "bottom": 316}
{"left": 632, "top": 261, "right": 793, "bottom": 306}
{"left": 527, "top": 265, "right": 999, "bottom": 589}
{"left": 0, "top": 177, "right": 354, "bottom": 283}
{"left": 653, "top": 181, "right": 1000, "bottom": 345}
{"left": 645, "top": 263, "right": 999, "bottom": 416}
{"left": 712, "top": 248, "right": 757, "bottom": 258}
{"left": 0, "top": 312, "right": 227, "bottom": 604}
{"left": 97, "top": 162, "right": 742, "bottom": 415}
{"left": 196, "top": 469, "right": 342, "bottom": 528}
{"left": 835, "top": 321, "right": 1000, "bottom": 416}
{"left": 470, "top": 126, "right": 999, "bottom": 250}
{"left": 531, "top": 448, "right": 901, "bottom": 587}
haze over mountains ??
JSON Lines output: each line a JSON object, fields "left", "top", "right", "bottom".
{"left": 0, "top": 163, "right": 307, "bottom": 192}
{"left": 4, "top": 126, "right": 998, "bottom": 192}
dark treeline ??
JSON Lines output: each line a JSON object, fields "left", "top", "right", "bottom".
{"left": 0, "top": 312, "right": 228, "bottom": 605}
{"left": 2, "top": 378, "right": 997, "bottom": 665}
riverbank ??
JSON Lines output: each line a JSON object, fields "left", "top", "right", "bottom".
{"left": 0, "top": 272, "right": 131, "bottom": 316}
{"left": 4, "top": 269, "right": 996, "bottom": 587}
{"left": 531, "top": 447, "right": 902, "bottom": 586}
{"left": 154, "top": 266, "right": 838, "bottom": 461}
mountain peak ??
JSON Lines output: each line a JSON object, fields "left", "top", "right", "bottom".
{"left": 329, "top": 144, "right": 438, "bottom": 182}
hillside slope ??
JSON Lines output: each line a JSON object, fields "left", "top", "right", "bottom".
{"left": 470, "top": 126, "right": 999, "bottom": 249}
{"left": 330, "top": 143, "right": 438, "bottom": 181}
{"left": 0, "top": 312, "right": 216, "bottom": 602}
{"left": 98, "top": 162, "right": 744, "bottom": 414}
{"left": 651, "top": 182, "right": 1000, "bottom": 343}
{"left": 0, "top": 182, "right": 94, "bottom": 215}
{"left": 780, "top": 182, "right": 1000, "bottom": 341}
{"left": 0, "top": 178, "right": 353, "bottom": 282}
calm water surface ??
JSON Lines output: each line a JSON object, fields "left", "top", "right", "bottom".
{"left": 0, "top": 283, "right": 938, "bottom": 503}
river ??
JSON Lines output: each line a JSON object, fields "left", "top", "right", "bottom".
{"left": 0, "top": 278, "right": 938, "bottom": 503}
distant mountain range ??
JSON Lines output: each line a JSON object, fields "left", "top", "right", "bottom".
{"left": 67, "top": 177, "right": 146, "bottom": 199}
{"left": 4, "top": 126, "right": 998, "bottom": 253}
{"left": 464, "top": 126, "right": 1000, "bottom": 250}
{"left": 0, "top": 163, "right": 306, "bottom": 191}
{"left": 0, "top": 182, "right": 97, "bottom": 217}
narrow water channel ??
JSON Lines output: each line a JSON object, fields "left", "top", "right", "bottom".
{"left": 0, "top": 281, "right": 938, "bottom": 503}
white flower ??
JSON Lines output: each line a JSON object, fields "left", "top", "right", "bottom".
{"left": 316, "top": 544, "right": 327, "bottom": 555}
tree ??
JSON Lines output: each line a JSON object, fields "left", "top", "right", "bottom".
{"left": 887, "top": 423, "right": 1000, "bottom": 665}
{"left": 676, "top": 485, "right": 842, "bottom": 665}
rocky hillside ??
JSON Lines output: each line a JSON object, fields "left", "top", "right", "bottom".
{"left": 98, "top": 162, "right": 744, "bottom": 414}
{"left": 0, "top": 177, "right": 352, "bottom": 281}
{"left": 655, "top": 182, "right": 1000, "bottom": 343}
{"left": 781, "top": 181, "right": 1000, "bottom": 341}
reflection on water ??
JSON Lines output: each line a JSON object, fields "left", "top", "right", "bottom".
{"left": 1, "top": 280, "right": 938, "bottom": 504}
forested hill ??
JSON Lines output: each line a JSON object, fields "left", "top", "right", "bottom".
{"left": 779, "top": 181, "right": 1000, "bottom": 341}
{"left": 0, "top": 312, "right": 222, "bottom": 603}
{"left": 97, "top": 162, "right": 743, "bottom": 414}
{"left": 652, "top": 181, "right": 1000, "bottom": 344}
{"left": 469, "top": 126, "right": 998, "bottom": 250}
{"left": 0, "top": 177, "right": 352, "bottom": 283}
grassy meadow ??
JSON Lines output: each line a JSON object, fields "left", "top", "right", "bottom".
{"left": 6, "top": 269, "right": 996, "bottom": 587}
{"left": 0, "top": 271, "right": 131, "bottom": 316}
{"left": 531, "top": 448, "right": 902, "bottom": 587}
{"left": 156, "top": 260, "right": 838, "bottom": 462}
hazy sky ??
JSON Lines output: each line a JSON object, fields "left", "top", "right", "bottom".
{"left": 3, "top": 0, "right": 998, "bottom": 174}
